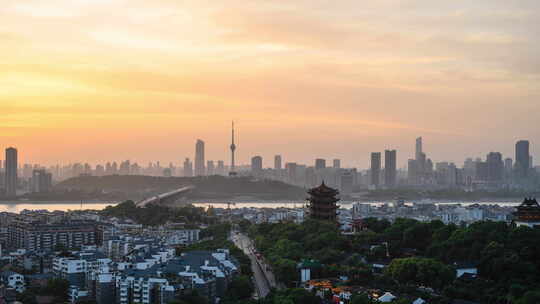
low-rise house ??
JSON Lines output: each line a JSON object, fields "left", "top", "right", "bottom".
{"left": 377, "top": 292, "right": 396, "bottom": 302}
{"left": 165, "top": 229, "right": 200, "bottom": 246}
{"left": 0, "top": 271, "right": 25, "bottom": 293}
{"left": 454, "top": 262, "right": 478, "bottom": 279}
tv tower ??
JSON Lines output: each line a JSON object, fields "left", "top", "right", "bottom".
{"left": 229, "top": 121, "right": 237, "bottom": 176}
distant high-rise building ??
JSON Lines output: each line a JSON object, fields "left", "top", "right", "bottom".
{"left": 251, "top": 156, "right": 263, "bottom": 175}
{"left": 95, "top": 165, "right": 105, "bottom": 176}
{"left": 333, "top": 159, "right": 341, "bottom": 169}
{"left": 504, "top": 158, "right": 513, "bottom": 174}
{"left": 384, "top": 150, "right": 397, "bottom": 187}
{"left": 5, "top": 147, "right": 18, "bottom": 197}
{"left": 475, "top": 161, "right": 489, "bottom": 181}
{"left": 206, "top": 161, "right": 215, "bottom": 175}
{"left": 515, "top": 140, "right": 530, "bottom": 178}
{"left": 183, "top": 158, "right": 193, "bottom": 177}
{"left": 530, "top": 155, "right": 534, "bottom": 169}
{"left": 274, "top": 155, "right": 282, "bottom": 170}
{"left": 216, "top": 160, "right": 225, "bottom": 175}
{"left": 407, "top": 159, "right": 417, "bottom": 185}
{"left": 415, "top": 137, "right": 423, "bottom": 160}
{"left": 31, "top": 169, "right": 52, "bottom": 193}
{"left": 286, "top": 162, "right": 298, "bottom": 185}
{"left": 315, "top": 159, "right": 326, "bottom": 170}
{"left": 194, "top": 139, "right": 205, "bottom": 176}
{"left": 339, "top": 171, "right": 353, "bottom": 195}
{"left": 370, "top": 152, "right": 381, "bottom": 187}
{"left": 486, "top": 152, "right": 504, "bottom": 182}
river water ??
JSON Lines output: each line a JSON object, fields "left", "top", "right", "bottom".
{"left": 0, "top": 199, "right": 522, "bottom": 213}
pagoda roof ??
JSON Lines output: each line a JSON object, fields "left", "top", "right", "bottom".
{"left": 308, "top": 182, "right": 339, "bottom": 196}
{"left": 519, "top": 197, "right": 540, "bottom": 208}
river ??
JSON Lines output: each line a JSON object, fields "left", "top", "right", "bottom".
{"left": 0, "top": 199, "right": 523, "bottom": 213}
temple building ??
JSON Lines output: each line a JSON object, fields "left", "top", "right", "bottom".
{"left": 307, "top": 182, "right": 339, "bottom": 221}
{"left": 513, "top": 198, "right": 540, "bottom": 228}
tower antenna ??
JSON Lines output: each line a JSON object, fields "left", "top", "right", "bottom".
{"left": 229, "top": 121, "right": 237, "bottom": 176}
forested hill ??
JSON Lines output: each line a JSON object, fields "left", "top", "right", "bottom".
{"left": 54, "top": 175, "right": 306, "bottom": 200}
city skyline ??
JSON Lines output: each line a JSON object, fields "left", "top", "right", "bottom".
{"left": 0, "top": 135, "right": 535, "bottom": 170}
{"left": 1, "top": 1, "right": 539, "bottom": 167}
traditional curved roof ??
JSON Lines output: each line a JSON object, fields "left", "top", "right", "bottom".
{"left": 308, "top": 181, "right": 339, "bottom": 196}
{"left": 520, "top": 197, "right": 539, "bottom": 207}
{"left": 513, "top": 197, "right": 540, "bottom": 221}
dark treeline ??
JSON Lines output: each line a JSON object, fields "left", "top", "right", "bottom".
{"left": 100, "top": 200, "right": 209, "bottom": 226}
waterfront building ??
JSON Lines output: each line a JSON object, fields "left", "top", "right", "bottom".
{"left": 370, "top": 152, "right": 381, "bottom": 188}
{"left": 194, "top": 139, "right": 205, "bottom": 176}
{"left": 315, "top": 158, "right": 326, "bottom": 170}
{"left": 251, "top": 156, "right": 263, "bottom": 176}
{"left": 5, "top": 147, "right": 17, "bottom": 197}
{"left": 183, "top": 158, "right": 193, "bottom": 177}
{"left": 274, "top": 155, "right": 282, "bottom": 170}
{"left": 31, "top": 169, "right": 53, "bottom": 193}
{"left": 515, "top": 140, "right": 530, "bottom": 178}
{"left": 384, "top": 150, "right": 397, "bottom": 187}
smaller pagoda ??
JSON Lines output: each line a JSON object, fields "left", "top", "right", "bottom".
{"left": 307, "top": 182, "right": 340, "bottom": 221}
{"left": 513, "top": 197, "right": 540, "bottom": 228}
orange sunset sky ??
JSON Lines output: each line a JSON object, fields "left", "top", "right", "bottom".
{"left": 1, "top": 0, "right": 539, "bottom": 168}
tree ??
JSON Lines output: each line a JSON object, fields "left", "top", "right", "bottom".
{"left": 263, "top": 289, "right": 321, "bottom": 304}
{"left": 351, "top": 293, "right": 376, "bottom": 304}
{"left": 273, "top": 258, "right": 299, "bottom": 287}
{"left": 224, "top": 275, "right": 254, "bottom": 301}
{"left": 516, "top": 290, "right": 540, "bottom": 304}
{"left": 41, "top": 278, "right": 70, "bottom": 302}
{"left": 385, "top": 257, "right": 454, "bottom": 290}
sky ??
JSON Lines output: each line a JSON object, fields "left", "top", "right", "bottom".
{"left": 1, "top": 0, "right": 539, "bottom": 168}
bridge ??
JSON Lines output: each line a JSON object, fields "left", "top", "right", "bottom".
{"left": 136, "top": 185, "right": 195, "bottom": 207}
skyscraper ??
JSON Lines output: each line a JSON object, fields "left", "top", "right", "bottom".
{"left": 194, "top": 139, "right": 205, "bottom": 176}
{"left": 274, "top": 155, "right": 282, "bottom": 170}
{"left": 216, "top": 160, "right": 225, "bottom": 176}
{"left": 286, "top": 162, "right": 298, "bottom": 185}
{"left": 407, "top": 159, "right": 417, "bottom": 185}
{"left": 384, "top": 150, "right": 397, "bottom": 187}
{"left": 504, "top": 158, "right": 513, "bottom": 174}
{"left": 486, "top": 152, "right": 504, "bottom": 182}
{"left": 183, "top": 158, "right": 193, "bottom": 177}
{"left": 515, "top": 140, "right": 530, "bottom": 178}
{"left": 415, "top": 137, "right": 422, "bottom": 160}
{"left": 370, "top": 152, "right": 381, "bottom": 187}
{"left": 333, "top": 159, "right": 341, "bottom": 169}
{"left": 315, "top": 158, "right": 326, "bottom": 170}
{"left": 251, "top": 156, "right": 263, "bottom": 175}
{"left": 5, "top": 147, "right": 18, "bottom": 197}
{"left": 206, "top": 160, "right": 215, "bottom": 176}
{"left": 31, "top": 169, "right": 52, "bottom": 193}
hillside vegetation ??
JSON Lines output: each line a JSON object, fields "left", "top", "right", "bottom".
{"left": 54, "top": 175, "right": 306, "bottom": 200}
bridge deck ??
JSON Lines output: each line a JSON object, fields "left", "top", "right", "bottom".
{"left": 136, "top": 185, "right": 194, "bottom": 207}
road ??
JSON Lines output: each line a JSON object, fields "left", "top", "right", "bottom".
{"left": 231, "top": 231, "right": 278, "bottom": 298}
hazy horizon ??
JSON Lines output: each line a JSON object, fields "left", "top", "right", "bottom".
{"left": 1, "top": 0, "right": 539, "bottom": 168}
